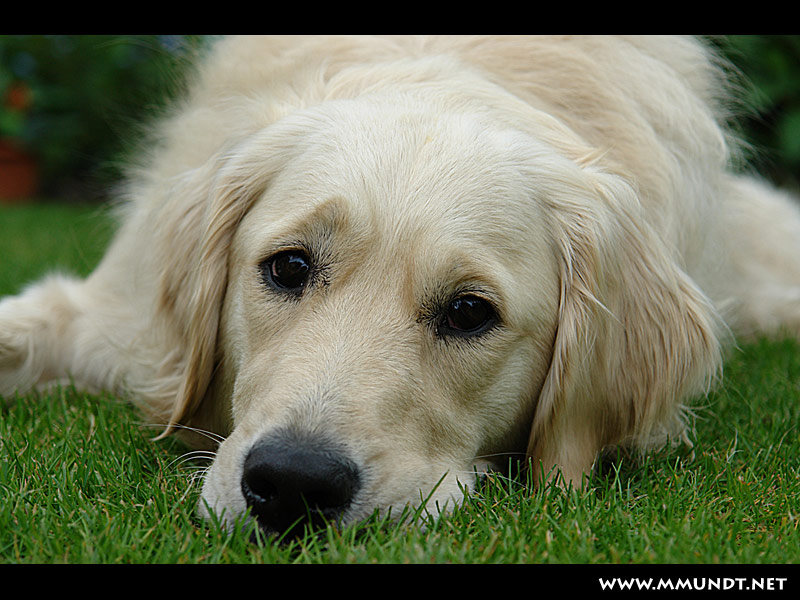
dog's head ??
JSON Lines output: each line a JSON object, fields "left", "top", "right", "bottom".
{"left": 153, "top": 87, "right": 722, "bottom": 537}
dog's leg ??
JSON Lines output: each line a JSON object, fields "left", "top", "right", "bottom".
{"left": 713, "top": 176, "right": 800, "bottom": 339}
{"left": 0, "top": 273, "right": 126, "bottom": 397}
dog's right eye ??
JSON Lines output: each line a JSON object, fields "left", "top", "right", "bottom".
{"left": 438, "top": 294, "right": 498, "bottom": 338}
{"left": 261, "top": 250, "right": 312, "bottom": 294}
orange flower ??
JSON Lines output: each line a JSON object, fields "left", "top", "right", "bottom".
{"left": 4, "top": 82, "right": 32, "bottom": 112}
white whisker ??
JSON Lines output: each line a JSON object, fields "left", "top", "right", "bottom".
{"left": 167, "top": 449, "right": 217, "bottom": 470}
{"left": 187, "top": 466, "right": 212, "bottom": 488}
{"left": 470, "top": 451, "right": 528, "bottom": 461}
{"left": 139, "top": 421, "right": 227, "bottom": 444}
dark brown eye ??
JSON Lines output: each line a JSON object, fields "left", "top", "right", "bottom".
{"left": 440, "top": 295, "right": 498, "bottom": 337}
{"left": 262, "top": 250, "right": 311, "bottom": 293}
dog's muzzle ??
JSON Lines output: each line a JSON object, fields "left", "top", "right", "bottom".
{"left": 241, "top": 429, "right": 361, "bottom": 538}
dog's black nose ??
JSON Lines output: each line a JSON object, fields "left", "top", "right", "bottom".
{"left": 241, "top": 430, "right": 360, "bottom": 538}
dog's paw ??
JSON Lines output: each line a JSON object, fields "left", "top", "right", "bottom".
{"left": 0, "top": 330, "right": 24, "bottom": 369}
{"left": 0, "top": 275, "right": 79, "bottom": 397}
{"left": 0, "top": 294, "right": 40, "bottom": 396}
{"left": 0, "top": 314, "right": 31, "bottom": 397}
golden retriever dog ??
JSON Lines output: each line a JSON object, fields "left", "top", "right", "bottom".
{"left": 2, "top": 36, "right": 800, "bottom": 538}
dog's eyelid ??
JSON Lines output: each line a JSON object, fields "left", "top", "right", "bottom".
{"left": 452, "top": 285, "right": 503, "bottom": 314}
{"left": 454, "top": 287, "right": 497, "bottom": 305}
{"left": 258, "top": 241, "right": 312, "bottom": 263}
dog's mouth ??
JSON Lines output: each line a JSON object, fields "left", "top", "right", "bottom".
{"left": 234, "top": 431, "right": 526, "bottom": 541}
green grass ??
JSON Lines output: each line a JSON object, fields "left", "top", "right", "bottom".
{"left": 0, "top": 202, "right": 115, "bottom": 297}
{"left": 1, "top": 202, "right": 799, "bottom": 564}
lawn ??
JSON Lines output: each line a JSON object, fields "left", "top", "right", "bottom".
{"left": 1, "top": 202, "right": 799, "bottom": 566}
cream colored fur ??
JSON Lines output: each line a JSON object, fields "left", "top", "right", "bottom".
{"left": 2, "top": 36, "right": 800, "bottom": 529}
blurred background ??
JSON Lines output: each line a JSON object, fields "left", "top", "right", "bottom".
{"left": 1, "top": 34, "right": 799, "bottom": 205}
{"left": 0, "top": 35, "right": 207, "bottom": 203}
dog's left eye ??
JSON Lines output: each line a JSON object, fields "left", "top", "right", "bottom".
{"left": 261, "top": 250, "right": 312, "bottom": 294}
{"left": 440, "top": 295, "right": 498, "bottom": 337}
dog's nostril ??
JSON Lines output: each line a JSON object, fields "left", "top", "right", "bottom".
{"left": 241, "top": 431, "right": 360, "bottom": 538}
{"left": 243, "top": 477, "right": 279, "bottom": 505}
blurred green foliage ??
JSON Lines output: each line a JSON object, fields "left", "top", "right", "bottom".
{"left": 1, "top": 35, "right": 799, "bottom": 201}
{"left": 0, "top": 35, "right": 205, "bottom": 200}
{"left": 718, "top": 35, "right": 800, "bottom": 191}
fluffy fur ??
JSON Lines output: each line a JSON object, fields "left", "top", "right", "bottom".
{"left": 2, "top": 35, "right": 800, "bottom": 534}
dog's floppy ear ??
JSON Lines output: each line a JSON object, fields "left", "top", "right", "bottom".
{"left": 150, "top": 123, "right": 304, "bottom": 437}
{"left": 527, "top": 165, "right": 724, "bottom": 486}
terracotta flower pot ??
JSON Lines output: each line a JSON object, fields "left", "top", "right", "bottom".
{"left": 0, "top": 138, "right": 37, "bottom": 203}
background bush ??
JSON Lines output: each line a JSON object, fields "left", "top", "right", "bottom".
{"left": 1, "top": 35, "right": 799, "bottom": 201}
{"left": 0, "top": 35, "right": 205, "bottom": 201}
{"left": 717, "top": 35, "right": 800, "bottom": 191}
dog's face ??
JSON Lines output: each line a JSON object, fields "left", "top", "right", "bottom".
{"left": 186, "top": 89, "right": 721, "bottom": 537}
{"left": 196, "top": 99, "right": 562, "bottom": 534}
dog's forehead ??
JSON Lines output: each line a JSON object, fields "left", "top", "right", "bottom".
{"left": 241, "top": 102, "right": 551, "bottom": 253}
